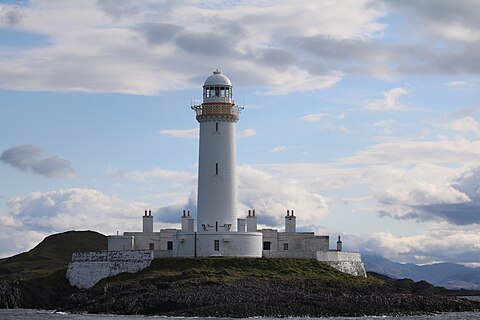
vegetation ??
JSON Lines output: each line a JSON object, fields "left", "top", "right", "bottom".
{"left": 106, "top": 257, "right": 382, "bottom": 287}
{"left": 0, "top": 230, "right": 106, "bottom": 280}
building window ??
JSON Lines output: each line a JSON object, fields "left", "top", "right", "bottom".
{"left": 215, "top": 122, "right": 219, "bottom": 132}
{"left": 214, "top": 240, "right": 220, "bottom": 251}
{"left": 215, "top": 163, "right": 218, "bottom": 175}
{"left": 283, "top": 243, "right": 289, "bottom": 250}
{"left": 149, "top": 243, "right": 154, "bottom": 250}
{"left": 167, "top": 241, "right": 173, "bottom": 251}
{"left": 263, "top": 241, "right": 271, "bottom": 250}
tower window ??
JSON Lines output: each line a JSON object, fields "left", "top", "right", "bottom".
{"left": 215, "top": 122, "right": 219, "bottom": 132}
{"left": 215, "top": 163, "right": 218, "bottom": 175}
{"left": 167, "top": 241, "right": 173, "bottom": 251}
{"left": 149, "top": 243, "right": 154, "bottom": 250}
{"left": 283, "top": 243, "right": 289, "bottom": 250}
{"left": 214, "top": 240, "right": 220, "bottom": 251}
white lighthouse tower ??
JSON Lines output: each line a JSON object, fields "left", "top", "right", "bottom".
{"left": 194, "top": 70, "right": 239, "bottom": 232}
{"left": 173, "top": 70, "right": 263, "bottom": 257}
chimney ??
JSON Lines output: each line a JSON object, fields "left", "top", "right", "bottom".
{"left": 337, "top": 235, "right": 343, "bottom": 252}
{"left": 142, "top": 209, "right": 154, "bottom": 233}
{"left": 285, "top": 209, "right": 296, "bottom": 233}
{"left": 246, "top": 210, "right": 257, "bottom": 232}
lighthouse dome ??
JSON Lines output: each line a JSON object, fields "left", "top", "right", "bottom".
{"left": 204, "top": 69, "right": 232, "bottom": 87}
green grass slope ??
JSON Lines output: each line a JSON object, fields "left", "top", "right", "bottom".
{"left": 0, "top": 230, "right": 106, "bottom": 279}
{"left": 107, "top": 257, "right": 381, "bottom": 286}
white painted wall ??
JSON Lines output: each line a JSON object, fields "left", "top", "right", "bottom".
{"left": 107, "top": 235, "right": 134, "bottom": 251}
{"left": 173, "top": 232, "right": 263, "bottom": 258}
{"left": 66, "top": 250, "right": 153, "bottom": 289}
{"left": 197, "top": 119, "right": 238, "bottom": 232}
{"left": 316, "top": 251, "right": 367, "bottom": 277}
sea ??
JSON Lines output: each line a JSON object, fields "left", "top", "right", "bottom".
{"left": 1, "top": 309, "right": 480, "bottom": 320}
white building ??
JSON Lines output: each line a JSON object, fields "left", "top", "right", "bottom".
{"left": 104, "top": 70, "right": 366, "bottom": 276}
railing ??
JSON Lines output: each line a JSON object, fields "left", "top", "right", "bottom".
{"left": 192, "top": 104, "right": 243, "bottom": 120}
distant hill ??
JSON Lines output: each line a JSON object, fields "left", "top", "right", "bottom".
{"left": 363, "top": 254, "right": 480, "bottom": 290}
{"left": 0, "top": 230, "right": 107, "bottom": 279}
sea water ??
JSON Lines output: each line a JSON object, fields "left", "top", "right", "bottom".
{"left": 1, "top": 309, "right": 480, "bottom": 320}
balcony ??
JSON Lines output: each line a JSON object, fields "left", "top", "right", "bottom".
{"left": 192, "top": 104, "right": 243, "bottom": 121}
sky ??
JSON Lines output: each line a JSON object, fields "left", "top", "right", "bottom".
{"left": 0, "top": 0, "right": 479, "bottom": 266}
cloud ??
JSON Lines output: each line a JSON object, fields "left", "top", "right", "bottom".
{"left": 0, "top": 0, "right": 383, "bottom": 95}
{"left": 365, "top": 87, "right": 408, "bottom": 110}
{"left": 237, "top": 165, "right": 329, "bottom": 227}
{"left": 444, "top": 116, "right": 480, "bottom": 134}
{"left": 0, "top": 144, "right": 73, "bottom": 178}
{"left": 155, "top": 191, "right": 197, "bottom": 224}
{"left": 444, "top": 80, "right": 466, "bottom": 87}
{"left": 386, "top": 0, "right": 480, "bottom": 43}
{"left": 270, "top": 145, "right": 289, "bottom": 153}
{"left": 0, "top": 4, "right": 23, "bottom": 27}
{"left": 300, "top": 112, "right": 324, "bottom": 122}
{"left": 343, "top": 138, "right": 480, "bottom": 165}
{"left": 5, "top": 188, "right": 148, "bottom": 234}
{"left": 107, "top": 167, "right": 195, "bottom": 183}
{"left": 239, "top": 128, "right": 257, "bottom": 137}
{"left": 349, "top": 222, "right": 480, "bottom": 265}
{"left": 158, "top": 128, "right": 199, "bottom": 139}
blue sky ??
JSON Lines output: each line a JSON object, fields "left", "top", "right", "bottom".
{"left": 0, "top": 0, "right": 479, "bottom": 266}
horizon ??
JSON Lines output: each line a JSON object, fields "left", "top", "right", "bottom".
{"left": 0, "top": 0, "right": 479, "bottom": 267}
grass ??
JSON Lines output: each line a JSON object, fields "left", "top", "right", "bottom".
{"left": 105, "top": 257, "right": 382, "bottom": 287}
{"left": 0, "top": 230, "right": 107, "bottom": 280}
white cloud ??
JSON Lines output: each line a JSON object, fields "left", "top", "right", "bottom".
{"left": 365, "top": 87, "right": 408, "bottom": 110}
{"left": 445, "top": 116, "right": 480, "bottom": 134}
{"left": 239, "top": 128, "right": 257, "bottom": 137}
{"left": 300, "top": 112, "right": 324, "bottom": 122}
{"left": 5, "top": 188, "right": 147, "bottom": 235}
{"left": 350, "top": 222, "right": 480, "bottom": 265}
{"left": 107, "top": 167, "right": 195, "bottom": 183}
{"left": 238, "top": 165, "right": 329, "bottom": 227}
{"left": 444, "top": 80, "right": 466, "bottom": 87}
{"left": 0, "top": 0, "right": 384, "bottom": 95}
{"left": 158, "top": 128, "right": 199, "bottom": 139}
{"left": 344, "top": 138, "right": 480, "bottom": 165}
{"left": 270, "top": 145, "right": 288, "bottom": 153}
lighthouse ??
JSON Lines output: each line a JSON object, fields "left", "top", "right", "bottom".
{"left": 173, "top": 70, "right": 263, "bottom": 257}
{"left": 193, "top": 70, "right": 240, "bottom": 233}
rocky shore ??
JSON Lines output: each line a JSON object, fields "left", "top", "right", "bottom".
{"left": 2, "top": 268, "right": 480, "bottom": 317}
{"left": 61, "top": 277, "right": 480, "bottom": 317}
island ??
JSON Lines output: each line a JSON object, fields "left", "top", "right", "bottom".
{"left": 1, "top": 230, "right": 479, "bottom": 317}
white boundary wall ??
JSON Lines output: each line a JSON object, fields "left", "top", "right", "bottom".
{"left": 66, "top": 250, "right": 153, "bottom": 289}
{"left": 316, "top": 251, "right": 367, "bottom": 277}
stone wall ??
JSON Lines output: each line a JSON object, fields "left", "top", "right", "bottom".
{"left": 66, "top": 250, "right": 153, "bottom": 289}
{"left": 316, "top": 251, "right": 367, "bottom": 277}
